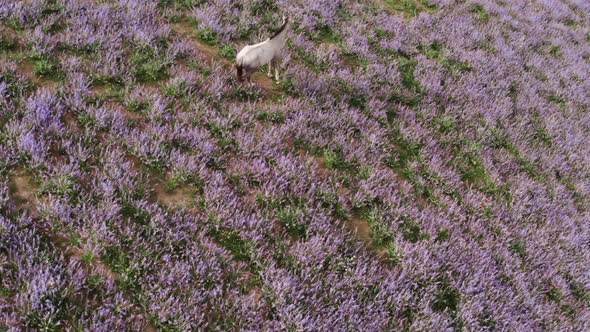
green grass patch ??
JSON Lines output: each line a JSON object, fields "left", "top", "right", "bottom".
{"left": 77, "top": 111, "right": 97, "bottom": 129}
{"left": 383, "top": 136, "right": 444, "bottom": 205}
{"left": 218, "top": 44, "right": 236, "bottom": 60}
{"left": 307, "top": 24, "right": 341, "bottom": 44}
{"left": 545, "top": 280, "right": 562, "bottom": 303}
{"left": 276, "top": 76, "right": 298, "bottom": 96}
{"left": 450, "top": 137, "right": 511, "bottom": 201}
{"left": 2, "top": 17, "right": 24, "bottom": 31}
{"left": 31, "top": 57, "right": 62, "bottom": 80}
{"left": 352, "top": 207, "right": 395, "bottom": 248}
{"left": 433, "top": 115, "right": 456, "bottom": 134}
{"left": 256, "top": 193, "right": 308, "bottom": 239}
{"left": 385, "top": 0, "right": 421, "bottom": 16}
{"left": 342, "top": 52, "right": 369, "bottom": 68}
{"left": 558, "top": 180, "right": 587, "bottom": 211}
{"left": 418, "top": 41, "right": 471, "bottom": 74}
{"left": 158, "top": 0, "right": 203, "bottom": 8}
{"left": 547, "top": 95, "right": 566, "bottom": 108}
{"left": 120, "top": 200, "right": 152, "bottom": 226}
{"left": 126, "top": 98, "right": 151, "bottom": 114}
{"left": 81, "top": 250, "right": 95, "bottom": 264}
{"left": 509, "top": 240, "right": 527, "bottom": 260}
{"left": 454, "top": 148, "right": 490, "bottom": 184}
{"left": 488, "top": 125, "right": 541, "bottom": 179}
{"left": 435, "top": 228, "right": 449, "bottom": 242}
{"left": 256, "top": 111, "right": 285, "bottom": 124}
{"left": 250, "top": 0, "right": 278, "bottom": 16}
{"left": 549, "top": 45, "right": 561, "bottom": 57}
{"left": 399, "top": 217, "right": 429, "bottom": 243}
{"left": 40, "top": 175, "right": 79, "bottom": 200}
{"left": 206, "top": 122, "right": 239, "bottom": 152}
{"left": 471, "top": 4, "right": 490, "bottom": 22}
{"left": 531, "top": 114, "right": 552, "bottom": 146}
{"left": 209, "top": 224, "right": 255, "bottom": 263}
{"left": 102, "top": 245, "right": 131, "bottom": 274}
{"left": 323, "top": 148, "right": 353, "bottom": 172}
{"left": 566, "top": 275, "right": 590, "bottom": 303}
{"left": 0, "top": 35, "right": 17, "bottom": 51}
{"left": 91, "top": 74, "right": 124, "bottom": 88}
{"left": 352, "top": 207, "right": 399, "bottom": 266}
{"left": 418, "top": 0, "right": 437, "bottom": 10}
{"left": 0, "top": 67, "right": 29, "bottom": 101}
{"left": 163, "top": 82, "right": 183, "bottom": 98}
{"left": 384, "top": 128, "right": 422, "bottom": 171}
{"left": 130, "top": 47, "right": 170, "bottom": 82}
{"left": 389, "top": 53, "right": 424, "bottom": 107}
{"left": 277, "top": 208, "right": 308, "bottom": 239}
{"left": 432, "top": 276, "right": 461, "bottom": 313}
{"left": 196, "top": 27, "right": 218, "bottom": 46}
{"left": 165, "top": 171, "right": 203, "bottom": 193}
{"left": 102, "top": 244, "right": 144, "bottom": 294}
{"left": 336, "top": 78, "right": 368, "bottom": 109}
{"left": 232, "top": 84, "right": 262, "bottom": 102}
{"left": 384, "top": 0, "right": 436, "bottom": 16}
{"left": 318, "top": 191, "right": 347, "bottom": 219}
{"left": 398, "top": 56, "right": 421, "bottom": 91}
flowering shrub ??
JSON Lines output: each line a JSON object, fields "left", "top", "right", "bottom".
{"left": 0, "top": 0, "right": 589, "bottom": 330}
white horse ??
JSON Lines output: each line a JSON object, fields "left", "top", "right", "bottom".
{"left": 236, "top": 16, "right": 290, "bottom": 83}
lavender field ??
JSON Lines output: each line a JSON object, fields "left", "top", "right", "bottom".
{"left": 1, "top": 0, "right": 589, "bottom": 330}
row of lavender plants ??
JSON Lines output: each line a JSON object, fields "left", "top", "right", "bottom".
{"left": 1, "top": 0, "right": 589, "bottom": 330}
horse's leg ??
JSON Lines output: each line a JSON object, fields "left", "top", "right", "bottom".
{"left": 267, "top": 62, "right": 272, "bottom": 77}
{"left": 247, "top": 68, "right": 254, "bottom": 82}
{"left": 271, "top": 58, "right": 280, "bottom": 82}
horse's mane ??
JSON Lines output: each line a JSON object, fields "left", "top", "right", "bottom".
{"left": 270, "top": 17, "right": 289, "bottom": 40}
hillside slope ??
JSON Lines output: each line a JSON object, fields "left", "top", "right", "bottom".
{"left": 1, "top": 0, "right": 589, "bottom": 330}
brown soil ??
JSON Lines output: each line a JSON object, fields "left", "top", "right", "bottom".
{"left": 347, "top": 216, "right": 388, "bottom": 259}
{"left": 250, "top": 72, "right": 283, "bottom": 100}
{"left": 8, "top": 169, "right": 39, "bottom": 212}
{"left": 413, "top": 0, "right": 432, "bottom": 12}
{"left": 62, "top": 112, "right": 82, "bottom": 132}
{"left": 53, "top": 237, "right": 121, "bottom": 282}
{"left": 348, "top": 215, "right": 372, "bottom": 243}
{"left": 144, "top": 325, "right": 158, "bottom": 332}
{"left": 90, "top": 84, "right": 108, "bottom": 97}
{"left": 251, "top": 72, "right": 274, "bottom": 90}
{"left": 16, "top": 60, "right": 59, "bottom": 93}
{"left": 155, "top": 184, "right": 195, "bottom": 209}
{"left": 171, "top": 22, "right": 229, "bottom": 64}
{"left": 0, "top": 25, "right": 22, "bottom": 51}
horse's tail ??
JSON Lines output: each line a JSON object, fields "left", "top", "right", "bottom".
{"left": 236, "top": 63, "right": 243, "bottom": 82}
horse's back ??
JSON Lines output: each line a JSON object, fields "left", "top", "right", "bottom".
{"left": 236, "top": 41, "right": 274, "bottom": 68}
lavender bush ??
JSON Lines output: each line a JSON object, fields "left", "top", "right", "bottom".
{"left": 1, "top": 0, "right": 589, "bottom": 330}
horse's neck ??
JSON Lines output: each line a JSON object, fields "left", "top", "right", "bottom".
{"left": 270, "top": 23, "right": 289, "bottom": 47}
{"left": 269, "top": 32, "right": 288, "bottom": 50}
